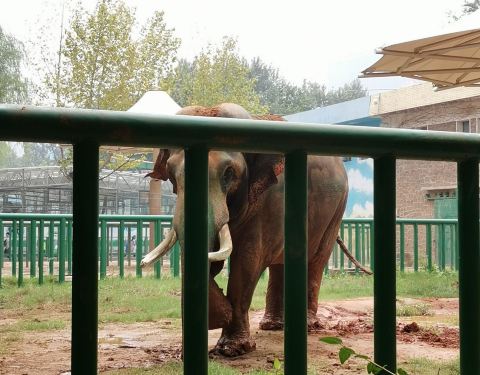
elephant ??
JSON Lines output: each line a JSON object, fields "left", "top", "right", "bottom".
{"left": 141, "top": 103, "right": 349, "bottom": 357}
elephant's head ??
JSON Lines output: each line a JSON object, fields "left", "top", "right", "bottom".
{"left": 140, "top": 103, "right": 284, "bottom": 328}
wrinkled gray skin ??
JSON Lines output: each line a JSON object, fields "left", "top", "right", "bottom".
{"left": 150, "top": 103, "right": 348, "bottom": 357}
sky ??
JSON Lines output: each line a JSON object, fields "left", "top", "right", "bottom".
{"left": 0, "top": 0, "right": 468, "bottom": 94}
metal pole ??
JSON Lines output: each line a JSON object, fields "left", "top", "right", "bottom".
{"left": 12, "top": 220, "right": 17, "bottom": 276}
{"left": 183, "top": 145, "right": 208, "bottom": 375}
{"left": 154, "top": 220, "right": 161, "bottom": 279}
{"left": 100, "top": 220, "right": 107, "bottom": 279}
{"left": 119, "top": 220, "right": 125, "bottom": 278}
{"left": 413, "top": 224, "right": 419, "bottom": 272}
{"left": 48, "top": 221, "right": 54, "bottom": 276}
{"left": 136, "top": 221, "right": 143, "bottom": 278}
{"left": 30, "top": 220, "right": 36, "bottom": 278}
{"left": 71, "top": 140, "right": 99, "bottom": 374}
{"left": 284, "top": 151, "right": 308, "bottom": 375}
{"left": 426, "top": 224, "right": 432, "bottom": 271}
{"left": 18, "top": 220, "right": 24, "bottom": 287}
{"left": 38, "top": 220, "right": 44, "bottom": 285}
{"left": 59, "top": 218, "right": 66, "bottom": 283}
{"left": 399, "top": 223, "right": 405, "bottom": 272}
{"left": 374, "top": 156, "right": 396, "bottom": 374}
{"left": 458, "top": 159, "right": 480, "bottom": 374}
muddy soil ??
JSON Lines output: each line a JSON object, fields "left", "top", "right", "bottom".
{"left": 0, "top": 298, "right": 459, "bottom": 375}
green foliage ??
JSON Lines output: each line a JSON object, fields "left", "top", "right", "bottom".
{"left": 168, "top": 37, "right": 267, "bottom": 114}
{"left": 320, "top": 336, "right": 408, "bottom": 375}
{"left": 0, "top": 26, "right": 28, "bottom": 104}
{"left": 249, "top": 57, "right": 366, "bottom": 115}
{"left": 53, "top": 0, "right": 180, "bottom": 110}
{"left": 0, "top": 142, "right": 18, "bottom": 168}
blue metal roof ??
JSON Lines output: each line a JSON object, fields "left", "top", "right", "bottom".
{"left": 284, "top": 96, "right": 380, "bottom": 127}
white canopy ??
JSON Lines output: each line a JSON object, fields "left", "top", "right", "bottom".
{"left": 360, "top": 12, "right": 480, "bottom": 90}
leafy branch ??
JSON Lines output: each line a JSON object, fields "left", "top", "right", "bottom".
{"left": 319, "top": 337, "right": 408, "bottom": 375}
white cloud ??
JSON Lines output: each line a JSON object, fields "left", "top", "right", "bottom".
{"left": 351, "top": 201, "right": 373, "bottom": 218}
{"left": 357, "top": 158, "right": 373, "bottom": 169}
{"left": 347, "top": 169, "right": 373, "bottom": 194}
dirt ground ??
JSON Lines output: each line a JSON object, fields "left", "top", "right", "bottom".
{"left": 0, "top": 297, "right": 459, "bottom": 375}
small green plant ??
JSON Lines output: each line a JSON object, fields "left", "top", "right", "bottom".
{"left": 319, "top": 336, "right": 408, "bottom": 375}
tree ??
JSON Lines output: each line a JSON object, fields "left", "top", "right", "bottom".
{"left": 53, "top": 0, "right": 180, "bottom": 110}
{"left": 0, "top": 142, "right": 18, "bottom": 168}
{"left": 169, "top": 37, "right": 267, "bottom": 114}
{"left": 0, "top": 26, "right": 28, "bottom": 104}
{"left": 326, "top": 79, "right": 367, "bottom": 105}
{"left": 448, "top": 0, "right": 480, "bottom": 20}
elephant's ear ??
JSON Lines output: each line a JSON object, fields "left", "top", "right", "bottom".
{"left": 146, "top": 149, "right": 170, "bottom": 181}
{"left": 244, "top": 154, "right": 285, "bottom": 206}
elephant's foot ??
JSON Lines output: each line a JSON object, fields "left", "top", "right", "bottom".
{"left": 259, "top": 314, "right": 284, "bottom": 331}
{"left": 210, "top": 335, "right": 256, "bottom": 357}
{"left": 308, "top": 312, "right": 326, "bottom": 331}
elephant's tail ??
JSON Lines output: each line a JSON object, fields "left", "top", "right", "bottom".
{"left": 336, "top": 236, "right": 373, "bottom": 275}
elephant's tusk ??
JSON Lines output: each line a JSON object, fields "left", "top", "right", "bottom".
{"left": 209, "top": 224, "right": 232, "bottom": 262}
{"left": 140, "top": 229, "right": 177, "bottom": 268}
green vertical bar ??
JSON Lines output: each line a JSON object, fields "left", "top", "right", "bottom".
{"left": 26, "top": 224, "right": 30, "bottom": 269}
{"left": 30, "top": 221, "right": 37, "bottom": 277}
{"left": 154, "top": 220, "right": 161, "bottom": 279}
{"left": 184, "top": 145, "right": 208, "bottom": 375}
{"left": 355, "top": 223, "right": 360, "bottom": 275}
{"left": 49, "top": 221, "right": 54, "bottom": 275}
{"left": 71, "top": 140, "right": 99, "bottom": 374}
{"left": 366, "top": 225, "right": 371, "bottom": 266}
{"left": 340, "top": 223, "right": 345, "bottom": 271}
{"left": 440, "top": 224, "right": 446, "bottom": 271}
{"left": 413, "top": 224, "right": 418, "bottom": 272}
{"left": 106, "top": 225, "right": 110, "bottom": 267}
{"left": 59, "top": 218, "right": 66, "bottom": 283}
{"left": 38, "top": 220, "right": 44, "bottom": 285}
{"left": 18, "top": 220, "right": 24, "bottom": 287}
{"left": 426, "top": 224, "right": 432, "bottom": 272}
{"left": 455, "top": 223, "right": 459, "bottom": 272}
{"left": 136, "top": 221, "right": 143, "bottom": 278}
{"left": 119, "top": 221, "right": 125, "bottom": 279}
{"left": 348, "top": 224, "right": 352, "bottom": 268}
{"left": 370, "top": 222, "right": 375, "bottom": 272}
{"left": 68, "top": 220, "right": 73, "bottom": 275}
{"left": 399, "top": 223, "right": 405, "bottom": 272}
{"left": 458, "top": 159, "right": 480, "bottom": 374}
{"left": 0, "top": 220, "right": 3, "bottom": 286}
{"left": 12, "top": 221, "right": 17, "bottom": 276}
{"left": 100, "top": 220, "right": 107, "bottom": 279}
{"left": 284, "top": 151, "right": 307, "bottom": 375}
{"left": 173, "top": 241, "right": 180, "bottom": 278}
{"left": 361, "top": 224, "right": 365, "bottom": 265}
{"left": 374, "top": 156, "right": 396, "bottom": 374}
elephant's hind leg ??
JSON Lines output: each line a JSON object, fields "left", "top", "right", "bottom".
{"left": 259, "top": 264, "right": 284, "bottom": 330}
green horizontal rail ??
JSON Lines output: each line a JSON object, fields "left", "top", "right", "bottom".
{"left": 1, "top": 105, "right": 480, "bottom": 160}
{"left": 0, "top": 106, "right": 479, "bottom": 375}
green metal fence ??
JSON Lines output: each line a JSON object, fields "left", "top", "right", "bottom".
{"left": 0, "top": 215, "right": 460, "bottom": 286}
{"left": 0, "top": 105, "right": 479, "bottom": 374}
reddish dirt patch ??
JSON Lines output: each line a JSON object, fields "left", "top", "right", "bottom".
{"left": 0, "top": 298, "right": 460, "bottom": 375}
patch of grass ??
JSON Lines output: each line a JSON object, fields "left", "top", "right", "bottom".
{"left": 0, "top": 331, "right": 20, "bottom": 355}
{"left": 396, "top": 301, "right": 433, "bottom": 317}
{"left": 319, "top": 271, "right": 458, "bottom": 300}
{"left": 401, "top": 357, "right": 459, "bottom": 374}
{"left": 102, "top": 361, "right": 274, "bottom": 375}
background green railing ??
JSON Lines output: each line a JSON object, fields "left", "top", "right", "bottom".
{"left": 0, "top": 214, "right": 460, "bottom": 287}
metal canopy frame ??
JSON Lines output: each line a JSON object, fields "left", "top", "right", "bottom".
{"left": 360, "top": 28, "right": 480, "bottom": 89}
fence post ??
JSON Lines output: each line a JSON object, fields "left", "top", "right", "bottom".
{"left": 30, "top": 220, "right": 37, "bottom": 278}
{"left": 100, "top": 220, "right": 107, "bottom": 279}
{"left": 154, "top": 220, "right": 161, "bottom": 279}
{"left": 399, "top": 223, "right": 405, "bottom": 272}
{"left": 68, "top": 220, "right": 73, "bottom": 275}
{"left": 340, "top": 223, "right": 345, "bottom": 271}
{"left": 136, "top": 221, "right": 143, "bottom": 278}
{"left": 119, "top": 221, "right": 125, "bottom": 279}
{"left": 426, "top": 224, "right": 432, "bottom": 271}
{"left": 18, "top": 220, "right": 24, "bottom": 287}
{"left": 184, "top": 145, "right": 208, "bottom": 375}
{"left": 59, "top": 218, "right": 66, "bottom": 283}
{"left": 284, "top": 151, "right": 308, "bottom": 375}
{"left": 457, "top": 158, "right": 480, "bottom": 374}
{"left": 12, "top": 220, "right": 17, "bottom": 277}
{"left": 413, "top": 224, "right": 418, "bottom": 272}
{"left": 355, "top": 223, "right": 360, "bottom": 275}
{"left": 374, "top": 156, "right": 396, "bottom": 374}
{"left": 71, "top": 140, "right": 99, "bottom": 374}
{"left": 38, "top": 220, "right": 44, "bottom": 285}
{"left": 48, "top": 221, "right": 54, "bottom": 276}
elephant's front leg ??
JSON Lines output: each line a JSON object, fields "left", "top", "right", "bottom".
{"left": 211, "top": 250, "right": 262, "bottom": 356}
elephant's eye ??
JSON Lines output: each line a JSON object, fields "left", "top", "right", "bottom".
{"left": 222, "top": 166, "right": 235, "bottom": 187}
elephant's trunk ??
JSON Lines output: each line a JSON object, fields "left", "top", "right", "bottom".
{"left": 140, "top": 229, "right": 177, "bottom": 267}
